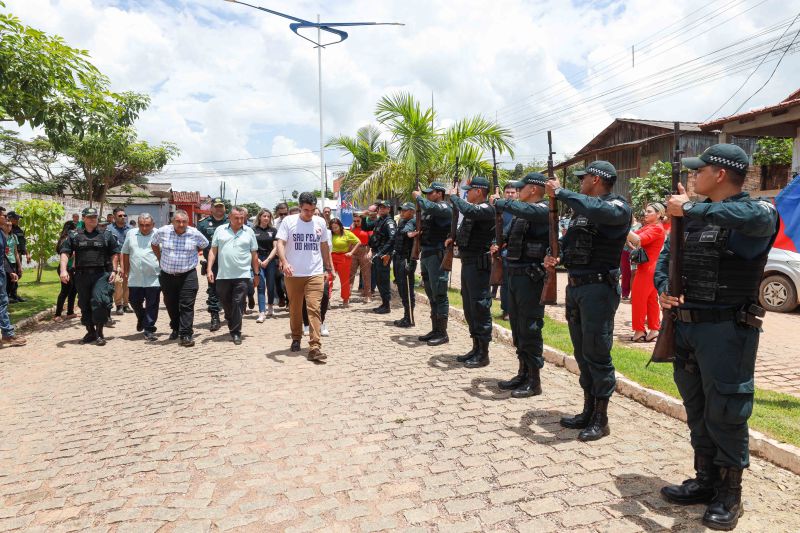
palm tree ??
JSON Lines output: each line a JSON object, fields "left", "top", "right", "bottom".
{"left": 332, "top": 92, "right": 513, "bottom": 204}
{"left": 326, "top": 124, "right": 389, "bottom": 193}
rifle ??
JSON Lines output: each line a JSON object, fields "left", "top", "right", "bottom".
{"left": 411, "top": 163, "right": 421, "bottom": 261}
{"left": 649, "top": 122, "right": 683, "bottom": 365}
{"left": 489, "top": 146, "right": 504, "bottom": 286}
{"left": 540, "top": 131, "right": 558, "bottom": 305}
{"left": 440, "top": 157, "right": 460, "bottom": 271}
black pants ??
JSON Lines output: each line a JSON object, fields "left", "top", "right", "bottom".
{"left": 7, "top": 266, "right": 19, "bottom": 300}
{"left": 460, "top": 256, "right": 493, "bottom": 342}
{"left": 160, "top": 269, "right": 198, "bottom": 336}
{"left": 372, "top": 254, "right": 391, "bottom": 302}
{"left": 74, "top": 269, "right": 113, "bottom": 327}
{"left": 303, "top": 276, "right": 330, "bottom": 325}
{"left": 204, "top": 259, "right": 220, "bottom": 314}
{"left": 508, "top": 269, "right": 546, "bottom": 369}
{"left": 56, "top": 269, "right": 77, "bottom": 316}
{"left": 393, "top": 257, "right": 416, "bottom": 311}
{"left": 129, "top": 286, "right": 161, "bottom": 333}
{"left": 216, "top": 278, "right": 249, "bottom": 336}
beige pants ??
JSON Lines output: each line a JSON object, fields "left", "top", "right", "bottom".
{"left": 349, "top": 247, "right": 372, "bottom": 297}
{"left": 114, "top": 276, "right": 129, "bottom": 306}
{"left": 285, "top": 274, "right": 324, "bottom": 350}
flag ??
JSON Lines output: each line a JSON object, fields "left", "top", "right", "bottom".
{"left": 774, "top": 174, "right": 800, "bottom": 252}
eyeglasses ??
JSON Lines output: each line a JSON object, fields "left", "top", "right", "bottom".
{"left": 117, "top": 214, "right": 127, "bottom": 218}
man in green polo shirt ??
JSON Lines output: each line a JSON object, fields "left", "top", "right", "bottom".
{"left": 207, "top": 206, "right": 259, "bottom": 345}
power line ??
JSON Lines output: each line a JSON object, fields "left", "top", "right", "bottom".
{"left": 163, "top": 147, "right": 340, "bottom": 166}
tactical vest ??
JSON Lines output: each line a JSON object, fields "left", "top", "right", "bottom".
{"left": 562, "top": 210, "right": 628, "bottom": 271}
{"left": 506, "top": 209, "right": 549, "bottom": 263}
{"left": 369, "top": 216, "right": 391, "bottom": 251}
{"left": 420, "top": 205, "right": 450, "bottom": 247}
{"left": 682, "top": 218, "right": 775, "bottom": 306}
{"left": 455, "top": 206, "right": 494, "bottom": 255}
{"left": 73, "top": 229, "right": 110, "bottom": 270}
{"left": 393, "top": 219, "right": 414, "bottom": 259}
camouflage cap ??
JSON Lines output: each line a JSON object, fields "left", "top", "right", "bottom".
{"left": 682, "top": 143, "right": 749, "bottom": 173}
{"left": 82, "top": 207, "right": 99, "bottom": 217}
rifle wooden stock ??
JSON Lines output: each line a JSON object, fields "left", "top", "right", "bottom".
{"left": 541, "top": 131, "right": 558, "bottom": 305}
{"left": 411, "top": 165, "right": 421, "bottom": 261}
{"left": 441, "top": 158, "right": 460, "bottom": 272}
{"left": 489, "top": 147, "right": 503, "bottom": 285}
{"left": 650, "top": 122, "right": 683, "bottom": 364}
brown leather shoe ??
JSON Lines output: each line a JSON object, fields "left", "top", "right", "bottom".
{"left": 2, "top": 335, "right": 27, "bottom": 347}
{"left": 307, "top": 348, "right": 327, "bottom": 361}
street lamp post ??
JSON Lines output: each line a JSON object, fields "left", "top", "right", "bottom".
{"left": 223, "top": 1, "right": 403, "bottom": 204}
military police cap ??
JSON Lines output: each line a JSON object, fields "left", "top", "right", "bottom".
{"left": 82, "top": 207, "right": 99, "bottom": 217}
{"left": 519, "top": 172, "right": 548, "bottom": 187}
{"left": 461, "top": 176, "right": 491, "bottom": 190}
{"left": 375, "top": 200, "right": 390, "bottom": 208}
{"left": 400, "top": 202, "right": 416, "bottom": 211}
{"left": 212, "top": 198, "right": 225, "bottom": 206}
{"left": 421, "top": 181, "right": 448, "bottom": 193}
{"left": 682, "top": 143, "right": 749, "bottom": 173}
{"left": 6, "top": 211, "right": 20, "bottom": 219}
{"left": 578, "top": 161, "right": 617, "bottom": 181}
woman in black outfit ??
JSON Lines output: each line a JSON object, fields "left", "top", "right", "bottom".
{"left": 54, "top": 221, "right": 78, "bottom": 322}
{"left": 253, "top": 209, "right": 279, "bottom": 322}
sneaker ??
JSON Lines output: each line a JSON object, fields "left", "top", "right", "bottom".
{"left": 257, "top": 312, "right": 266, "bottom": 323}
{"left": 143, "top": 331, "right": 157, "bottom": 341}
{"left": 321, "top": 323, "right": 330, "bottom": 337}
{"left": 267, "top": 306, "right": 274, "bottom": 317}
{"left": 303, "top": 325, "right": 309, "bottom": 336}
{"left": 122, "top": 304, "right": 133, "bottom": 313}
{"left": 180, "top": 335, "right": 195, "bottom": 347}
{"left": 308, "top": 348, "right": 327, "bottom": 361}
{"left": 115, "top": 305, "right": 124, "bottom": 316}
{"left": 1, "top": 335, "right": 27, "bottom": 347}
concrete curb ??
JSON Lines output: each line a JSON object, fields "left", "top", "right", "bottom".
{"left": 410, "top": 289, "right": 800, "bottom": 476}
{"left": 15, "top": 306, "right": 56, "bottom": 331}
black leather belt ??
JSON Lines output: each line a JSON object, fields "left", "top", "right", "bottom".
{"left": 568, "top": 272, "right": 611, "bottom": 287}
{"left": 673, "top": 308, "right": 736, "bottom": 323}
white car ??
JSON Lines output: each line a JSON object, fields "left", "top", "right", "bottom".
{"left": 760, "top": 247, "right": 800, "bottom": 313}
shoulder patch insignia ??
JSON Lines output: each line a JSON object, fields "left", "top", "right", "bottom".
{"left": 606, "top": 199, "right": 625, "bottom": 207}
{"left": 758, "top": 200, "right": 776, "bottom": 211}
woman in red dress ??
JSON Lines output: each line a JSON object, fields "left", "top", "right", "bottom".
{"left": 627, "top": 202, "right": 667, "bottom": 342}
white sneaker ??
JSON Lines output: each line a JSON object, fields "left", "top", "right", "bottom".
{"left": 267, "top": 306, "right": 274, "bottom": 317}
{"left": 321, "top": 323, "right": 330, "bottom": 337}
{"left": 256, "top": 312, "right": 265, "bottom": 323}
{"left": 303, "top": 325, "right": 309, "bottom": 336}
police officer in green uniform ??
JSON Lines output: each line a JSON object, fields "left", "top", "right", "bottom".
{"left": 491, "top": 172, "right": 550, "bottom": 397}
{"left": 392, "top": 202, "right": 417, "bottom": 327}
{"left": 367, "top": 200, "right": 396, "bottom": 314}
{"left": 412, "top": 182, "right": 452, "bottom": 346}
{"left": 197, "top": 198, "right": 228, "bottom": 331}
{"left": 544, "top": 161, "right": 631, "bottom": 441}
{"left": 59, "top": 207, "right": 121, "bottom": 346}
{"left": 447, "top": 177, "right": 496, "bottom": 368}
{"left": 656, "top": 144, "right": 778, "bottom": 531}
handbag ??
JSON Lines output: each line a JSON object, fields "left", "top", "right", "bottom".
{"left": 629, "top": 247, "right": 649, "bottom": 265}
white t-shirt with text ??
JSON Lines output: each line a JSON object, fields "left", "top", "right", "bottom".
{"left": 276, "top": 214, "right": 330, "bottom": 277}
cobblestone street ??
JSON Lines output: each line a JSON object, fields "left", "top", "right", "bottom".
{"left": 1, "top": 283, "right": 799, "bottom": 532}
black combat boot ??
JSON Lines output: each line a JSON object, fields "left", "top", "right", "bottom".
{"left": 577, "top": 398, "right": 610, "bottom": 441}
{"left": 702, "top": 467, "right": 744, "bottom": 531}
{"left": 373, "top": 298, "right": 390, "bottom": 314}
{"left": 511, "top": 365, "right": 542, "bottom": 398}
{"left": 418, "top": 313, "right": 437, "bottom": 342}
{"left": 393, "top": 306, "right": 412, "bottom": 327}
{"left": 81, "top": 325, "right": 97, "bottom": 344}
{"left": 427, "top": 315, "right": 449, "bottom": 346}
{"left": 464, "top": 338, "right": 490, "bottom": 368}
{"left": 210, "top": 312, "right": 221, "bottom": 332}
{"left": 661, "top": 454, "right": 719, "bottom": 505}
{"left": 456, "top": 338, "right": 479, "bottom": 362}
{"left": 497, "top": 360, "right": 526, "bottom": 389}
{"left": 95, "top": 324, "right": 106, "bottom": 346}
{"left": 560, "top": 390, "right": 594, "bottom": 429}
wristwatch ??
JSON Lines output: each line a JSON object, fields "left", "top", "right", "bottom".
{"left": 681, "top": 201, "right": 695, "bottom": 214}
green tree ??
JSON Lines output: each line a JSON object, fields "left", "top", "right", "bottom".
{"left": 0, "top": 3, "right": 148, "bottom": 148}
{"left": 630, "top": 161, "right": 672, "bottom": 215}
{"left": 753, "top": 137, "right": 793, "bottom": 166}
{"left": 13, "top": 198, "right": 64, "bottom": 281}
{"left": 333, "top": 92, "right": 513, "bottom": 204}
{"left": 238, "top": 202, "right": 262, "bottom": 218}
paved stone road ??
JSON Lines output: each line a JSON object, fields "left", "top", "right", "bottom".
{"left": 1, "top": 281, "right": 799, "bottom": 532}
{"left": 449, "top": 261, "right": 800, "bottom": 398}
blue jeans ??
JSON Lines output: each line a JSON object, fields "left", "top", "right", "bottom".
{"left": 257, "top": 258, "right": 278, "bottom": 312}
{"left": 0, "top": 270, "right": 14, "bottom": 337}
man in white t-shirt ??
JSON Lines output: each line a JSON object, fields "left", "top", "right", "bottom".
{"left": 276, "top": 192, "right": 333, "bottom": 361}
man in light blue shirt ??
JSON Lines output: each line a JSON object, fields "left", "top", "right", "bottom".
{"left": 110, "top": 207, "right": 132, "bottom": 315}
{"left": 122, "top": 213, "right": 161, "bottom": 341}
{"left": 207, "top": 206, "right": 259, "bottom": 345}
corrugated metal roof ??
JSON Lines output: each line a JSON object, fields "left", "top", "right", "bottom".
{"left": 615, "top": 119, "right": 703, "bottom": 132}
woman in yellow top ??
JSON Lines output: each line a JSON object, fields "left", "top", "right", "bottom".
{"left": 329, "top": 218, "right": 361, "bottom": 307}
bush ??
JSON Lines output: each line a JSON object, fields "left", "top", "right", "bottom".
{"left": 629, "top": 161, "right": 671, "bottom": 215}
{"left": 13, "top": 199, "right": 65, "bottom": 282}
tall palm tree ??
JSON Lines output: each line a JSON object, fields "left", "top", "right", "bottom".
{"left": 338, "top": 92, "right": 513, "bottom": 204}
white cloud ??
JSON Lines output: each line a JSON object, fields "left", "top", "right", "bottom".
{"left": 4, "top": 0, "right": 799, "bottom": 207}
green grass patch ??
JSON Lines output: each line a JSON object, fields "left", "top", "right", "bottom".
{"left": 416, "top": 281, "right": 800, "bottom": 447}
{"left": 9, "top": 264, "right": 60, "bottom": 323}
